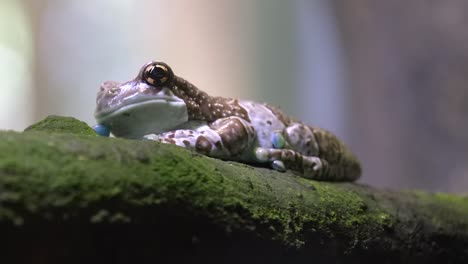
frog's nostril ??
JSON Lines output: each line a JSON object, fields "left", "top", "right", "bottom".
{"left": 100, "top": 81, "right": 120, "bottom": 91}
{"left": 108, "top": 87, "right": 120, "bottom": 95}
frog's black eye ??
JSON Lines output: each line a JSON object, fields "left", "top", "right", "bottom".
{"left": 143, "top": 63, "right": 173, "bottom": 87}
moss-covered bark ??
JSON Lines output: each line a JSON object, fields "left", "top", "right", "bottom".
{"left": 1, "top": 116, "right": 467, "bottom": 263}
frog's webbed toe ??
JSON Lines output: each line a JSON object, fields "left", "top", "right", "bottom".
{"left": 271, "top": 160, "right": 286, "bottom": 172}
{"left": 254, "top": 147, "right": 333, "bottom": 180}
{"left": 143, "top": 134, "right": 160, "bottom": 141}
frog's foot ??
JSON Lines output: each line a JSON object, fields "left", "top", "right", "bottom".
{"left": 93, "top": 124, "right": 111, "bottom": 137}
{"left": 271, "top": 160, "right": 286, "bottom": 172}
{"left": 143, "top": 134, "right": 160, "bottom": 141}
{"left": 255, "top": 147, "right": 331, "bottom": 180}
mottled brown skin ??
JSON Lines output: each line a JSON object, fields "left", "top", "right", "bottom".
{"left": 173, "top": 77, "right": 362, "bottom": 179}
{"left": 265, "top": 104, "right": 361, "bottom": 180}
{"left": 172, "top": 77, "right": 250, "bottom": 122}
{"left": 195, "top": 136, "right": 213, "bottom": 155}
{"left": 176, "top": 65, "right": 359, "bottom": 180}
{"left": 210, "top": 118, "right": 252, "bottom": 156}
{"left": 309, "top": 127, "right": 361, "bottom": 181}
{"left": 170, "top": 74, "right": 361, "bottom": 180}
{"left": 264, "top": 104, "right": 297, "bottom": 125}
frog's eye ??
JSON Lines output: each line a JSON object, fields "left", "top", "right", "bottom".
{"left": 143, "top": 63, "right": 172, "bottom": 87}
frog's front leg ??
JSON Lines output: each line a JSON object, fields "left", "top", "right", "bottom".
{"left": 145, "top": 116, "right": 256, "bottom": 159}
{"left": 144, "top": 130, "right": 220, "bottom": 156}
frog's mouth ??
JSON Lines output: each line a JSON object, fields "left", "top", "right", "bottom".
{"left": 94, "top": 97, "right": 189, "bottom": 139}
{"left": 95, "top": 95, "right": 182, "bottom": 118}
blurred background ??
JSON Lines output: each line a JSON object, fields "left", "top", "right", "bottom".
{"left": 1, "top": 0, "right": 467, "bottom": 193}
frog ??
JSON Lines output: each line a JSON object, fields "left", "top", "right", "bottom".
{"left": 94, "top": 61, "right": 362, "bottom": 181}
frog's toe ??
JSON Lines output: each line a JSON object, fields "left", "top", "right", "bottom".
{"left": 271, "top": 160, "right": 286, "bottom": 172}
{"left": 304, "top": 156, "right": 323, "bottom": 171}
{"left": 143, "top": 134, "right": 160, "bottom": 141}
{"left": 93, "top": 124, "right": 110, "bottom": 137}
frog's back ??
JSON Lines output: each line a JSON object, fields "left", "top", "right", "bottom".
{"left": 238, "top": 100, "right": 286, "bottom": 148}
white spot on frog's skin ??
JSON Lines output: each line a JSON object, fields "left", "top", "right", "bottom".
{"left": 239, "top": 100, "right": 285, "bottom": 148}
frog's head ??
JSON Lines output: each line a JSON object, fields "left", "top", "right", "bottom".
{"left": 94, "top": 61, "right": 188, "bottom": 139}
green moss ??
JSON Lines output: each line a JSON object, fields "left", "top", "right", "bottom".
{"left": 24, "top": 115, "right": 97, "bottom": 136}
{"left": 0, "top": 127, "right": 393, "bottom": 247}
{"left": 412, "top": 191, "right": 468, "bottom": 229}
{"left": 1, "top": 116, "right": 468, "bottom": 260}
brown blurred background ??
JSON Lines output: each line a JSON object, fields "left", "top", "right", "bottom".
{"left": 1, "top": 0, "right": 467, "bottom": 193}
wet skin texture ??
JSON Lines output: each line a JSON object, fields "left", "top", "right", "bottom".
{"left": 94, "top": 61, "right": 361, "bottom": 181}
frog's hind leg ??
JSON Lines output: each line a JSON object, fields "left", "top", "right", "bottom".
{"left": 273, "top": 122, "right": 361, "bottom": 181}
{"left": 254, "top": 148, "right": 335, "bottom": 180}
{"left": 261, "top": 122, "right": 331, "bottom": 180}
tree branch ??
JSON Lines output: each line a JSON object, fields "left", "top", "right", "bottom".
{"left": 0, "top": 116, "right": 467, "bottom": 264}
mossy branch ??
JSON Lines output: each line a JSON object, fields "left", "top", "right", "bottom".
{"left": 1, "top": 116, "right": 467, "bottom": 263}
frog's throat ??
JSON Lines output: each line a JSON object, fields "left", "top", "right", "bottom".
{"left": 95, "top": 99, "right": 189, "bottom": 139}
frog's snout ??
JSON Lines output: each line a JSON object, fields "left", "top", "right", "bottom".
{"left": 100, "top": 81, "right": 120, "bottom": 92}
